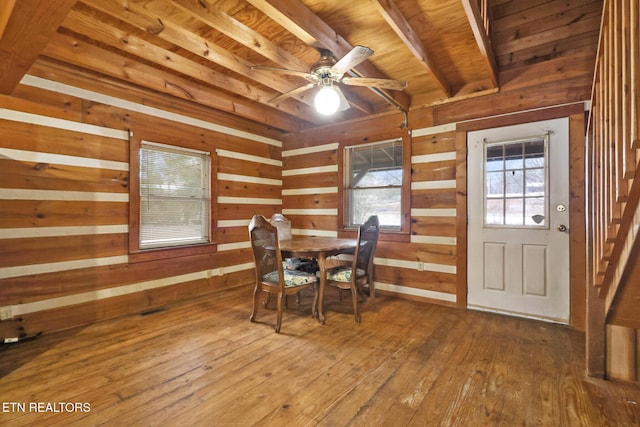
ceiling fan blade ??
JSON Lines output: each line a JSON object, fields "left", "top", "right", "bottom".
{"left": 341, "top": 76, "right": 408, "bottom": 91}
{"left": 252, "top": 65, "right": 316, "bottom": 81}
{"left": 268, "top": 83, "right": 315, "bottom": 104}
{"left": 331, "top": 45, "right": 374, "bottom": 75}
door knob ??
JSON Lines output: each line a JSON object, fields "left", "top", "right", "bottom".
{"left": 557, "top": 224, "right": 567, "bottom": 232}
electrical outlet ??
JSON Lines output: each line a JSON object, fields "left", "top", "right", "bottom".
{"left": 0, "top": 308, "right": 13, "bottom": 321}
{"left": 417, "top": 262, "right": 424, "bottom": 272}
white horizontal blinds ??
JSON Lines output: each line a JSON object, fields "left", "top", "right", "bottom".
{"left": 140, "top": 141, "right": 211, "bottom": 249}
{"left": 346, "top": 138, "right": 403, "bottom": 229}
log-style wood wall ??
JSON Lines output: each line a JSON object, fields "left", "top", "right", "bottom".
{"left": 281, "top": 105, "right": 590, "bottom": 319}
{"left": 586, "top": 0, "right": 640, "bottom": 382}
{"left": 0, "top": 1, "right": 602, "bottom": 345}
{"left": 0, "top": 64, "right": 281, "bottom": 339}
{"left": 281, "top": 118, "right": 460, "bottom": 306}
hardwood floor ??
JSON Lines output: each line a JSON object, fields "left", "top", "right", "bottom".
{"left": 0, "top": 285, "right": 638, "bottom": 426}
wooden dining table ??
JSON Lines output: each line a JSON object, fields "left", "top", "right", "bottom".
{"left": 278, "top": 236, "right": 357, "bottom": 323}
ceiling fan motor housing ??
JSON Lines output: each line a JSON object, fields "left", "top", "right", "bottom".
{"left": 312, "top": 49, "right": 339, "bottom": 81}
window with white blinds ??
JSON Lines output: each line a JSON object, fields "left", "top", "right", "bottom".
{"left": 139, "top": 141, "right": 211, "bottom": 249}
{"left": 345, "top": 139, "right": 403, "bottom": 230}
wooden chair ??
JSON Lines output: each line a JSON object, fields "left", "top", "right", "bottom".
{"left": 249, "top": 215, "right": 318, "bottom": 333}
{"left": 269, "top": 213, "right": 292, "bottom": 240}
{"left": 265, "top": 213, "right": 298, "bottom": 307}
{"left": 323, "top": 215, "right": 379, "bottom": 323}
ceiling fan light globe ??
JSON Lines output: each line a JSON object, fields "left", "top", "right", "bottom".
{"left": 315, "top": 86, "right": 340, "bottom": 115}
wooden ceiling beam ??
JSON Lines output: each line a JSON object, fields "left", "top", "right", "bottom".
{"left": 170, "top": 0, "right": 374, "bottom": 116}
{"left": 248, "top": 0, "right": 411, "bottom": 112}
{"left": 61, "top": 7, "right": 319, "bottom": 124}
{"left": 81, "top": 0, "right": 339, "bottom": 119}
{"left": 172, "top": 0, "right": 310, "bottom": 74}
{"left": 82, "top": 0, "right": 286, "bottom": 92}
{"left": 371, "top": 0, "right": 451, "bottom": 97}
{"left": 0, "top": 0, "right": 78, "bottom": 94}
{"left": 461, "top": 0, "right": 498, "bottom": 88}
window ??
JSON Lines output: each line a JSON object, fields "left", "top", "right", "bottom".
{"left": 344, "top": 139, "right": 404, "bottom": 230}
{"left": 138, "top": 141, "right": 211, "bottom": 249}
{"left": 484, "top": 136, "right": 548, "bottom": 227}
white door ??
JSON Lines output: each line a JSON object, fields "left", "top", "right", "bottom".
{"left": 467, "top": 118, "right": 570, "bottom": 323}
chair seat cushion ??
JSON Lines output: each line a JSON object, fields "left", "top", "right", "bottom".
{"left": 263, "top": 269, "right": 318, "bottom": 287}
{"left": 322, "top": 266, "right": 366, "bottom": 282}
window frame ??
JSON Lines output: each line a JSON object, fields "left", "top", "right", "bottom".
{"left": 338, "top": 133, "right": 411, "bottom": 238}
{"left": 129, "top": 133, "right": 217, "bottom": 262}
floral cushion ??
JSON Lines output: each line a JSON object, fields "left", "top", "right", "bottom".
{"left": 263, "top": 269, "right": 317, "bottom": 287}
{"left": 323, "top": 267, "right": 366, "bottom": 282}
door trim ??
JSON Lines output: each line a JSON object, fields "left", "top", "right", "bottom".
{"left": 454, "top": 103, "right": 587, "bottom": 329}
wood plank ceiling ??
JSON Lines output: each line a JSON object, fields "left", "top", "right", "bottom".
{"left": 0, "top": 0, "right": 499, "bottom": 134}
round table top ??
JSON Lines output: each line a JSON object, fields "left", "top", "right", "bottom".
{"left": 278, "top": 236, "right": 357, "bottom": 253}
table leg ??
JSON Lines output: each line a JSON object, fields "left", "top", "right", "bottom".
{"left": 317, "top": 254, "right": 326, "bottom": 324}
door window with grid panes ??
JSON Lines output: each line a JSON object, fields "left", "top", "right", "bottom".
{"left": 484, "top": 136, "right": 548, "bottom": 228}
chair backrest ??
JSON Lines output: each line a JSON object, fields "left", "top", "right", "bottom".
{"left": 249, "top": 215, "right": 284, "bottom": 285}
{"left": 353, "top": 215, "right": 380, "bottom": 276}
{"left": 269, "top": 213, "right": 292, "bottom": 241}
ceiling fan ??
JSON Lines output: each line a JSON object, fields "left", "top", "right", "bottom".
{"left": 251, "top": 45, "right": 408, "bottom": 115}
